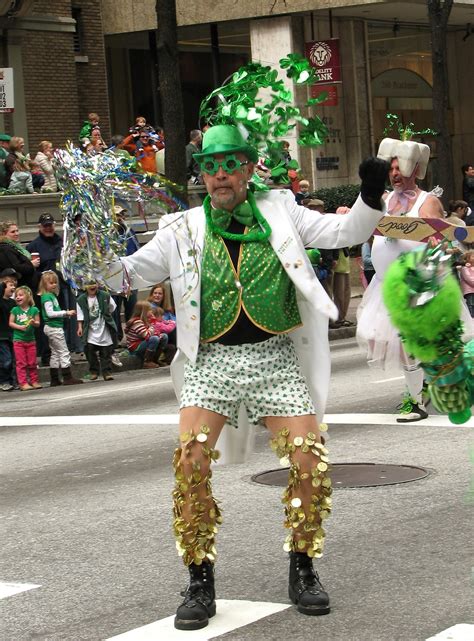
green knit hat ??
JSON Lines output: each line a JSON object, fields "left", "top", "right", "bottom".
{"left": 193, "top": 125, "right": 258, "bottom": 163}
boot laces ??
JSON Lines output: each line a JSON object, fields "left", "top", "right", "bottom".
{"left": 181, "top": 564, "right": 214, "bottom": 605}
{"left": 294, "top": 556, "right": 322, "bottom": 595}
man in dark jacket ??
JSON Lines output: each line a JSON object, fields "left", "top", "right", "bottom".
{"left": 0, "top": 134, "right": 11, "bottom": 189}
{"left": 111, "top": 207, "right": 140, "bottom": 362}
{"left": 462, "top": 163, "right": 474, "bottom": 225}
{"left": 27, "top": 213, "right": 83, "bottom": 360}
{"left": 185, "top": 130, "right": 202, "bottom": 184}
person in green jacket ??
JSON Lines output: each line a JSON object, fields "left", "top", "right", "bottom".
{"left": 76, "top": 283, "right": 117, "bottom": 381}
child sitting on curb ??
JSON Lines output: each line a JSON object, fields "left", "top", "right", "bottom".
{"left": 149, "top": 305, "right": 176, "bottom": 365}
{"left": 125, "top": 301, "right": 166, "bottom": 369}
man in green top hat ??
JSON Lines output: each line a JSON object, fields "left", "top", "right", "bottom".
{"left": 0, "top": 134, "right": 12, "bottom": 189}
{"left": 103, "top": 123, "right": 389, "bottom": 630}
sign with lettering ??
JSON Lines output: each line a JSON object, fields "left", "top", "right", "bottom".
{"left": 305, "top": 39, "right": 341, "bottom": 84}
{"left": 372, "top": 68, "right": 432, "bottom": 98}
{"left": 310, "top": 83, "right": 338, "bottom": 106}
{"left": 316, "top": 156, "right": 340, "bottom": 171}
{"left": 0, "top": 68, "right": 14, "bottom": 113}
{"left": 375, "top": 216, "right": 474, "bottom": 243}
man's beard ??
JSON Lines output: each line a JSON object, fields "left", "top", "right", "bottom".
{"left": 211, "top": 185, "right": 246, "bottom": 210}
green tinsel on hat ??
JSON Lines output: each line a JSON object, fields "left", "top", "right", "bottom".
{"left": 198, "top": 55, "right": 328, "bottom": 185}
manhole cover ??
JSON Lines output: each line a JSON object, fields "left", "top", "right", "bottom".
{"left": 251, "top": 463, "right": 430, "bottom": 489}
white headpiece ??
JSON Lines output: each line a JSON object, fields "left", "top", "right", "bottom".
{"left": 377, "top": 137, "right": 430, "bottom": 180}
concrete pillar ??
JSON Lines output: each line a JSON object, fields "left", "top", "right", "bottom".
{"left": 249, "top": 16, "right": 301, "bottom": 164}
{"left": 301, "top": 16, "right": 372, "bottom": 193}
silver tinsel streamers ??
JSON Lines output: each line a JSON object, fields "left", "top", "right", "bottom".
{"left": 55, "top": 144, "right": 184, "bottom": 290}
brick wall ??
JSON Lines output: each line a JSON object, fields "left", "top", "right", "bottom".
{"left": 22, "top": 29, "right": 80, "bottom": 150}
{"left": 74, "top": 0, "right": 111, "bottom": 143}
{"left": 9, "top": 0, "right": 110, "bottom": 151}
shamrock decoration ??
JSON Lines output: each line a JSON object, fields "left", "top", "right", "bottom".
{"left": 383, "top": 113, "right": 437, "bottom": 141}
{"left": 199, "top": 54, "right": 328, "bottom": 185}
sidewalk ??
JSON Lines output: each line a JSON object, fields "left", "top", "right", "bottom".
{"left": 35, "top": 291, "right": 364, "bottom": 384}
{"left": 328, "top": 287, "right": 363, "bottom": 341}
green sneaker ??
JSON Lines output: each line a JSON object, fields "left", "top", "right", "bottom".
{"left": 396, "top": 393, "right": 428, "bottom": 423}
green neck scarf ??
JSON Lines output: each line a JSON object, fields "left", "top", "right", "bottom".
{"left": 0, "top": 236, "right": 31, "bottom": 259}
{"left": 204, "top": 190, "right": 271, "bottom": 242}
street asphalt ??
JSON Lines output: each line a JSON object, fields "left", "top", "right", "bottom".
{"left": 0, "top": 337, "right": 473, "bottom": 641}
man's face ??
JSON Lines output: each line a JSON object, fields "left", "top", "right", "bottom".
{"left": 465, "top": 165, "right": 474, "bottom": 177}
{"left": 0, "top": 141, "right": 9, "bottom": 149}
{"left": 389, "top": 158, "right": 415, "bottom": 191}
{"left": 40, "top": 223, "right": 55, "bottom": 237}
{"left": 201, "top": 152, "right": 254, "bottom": 211}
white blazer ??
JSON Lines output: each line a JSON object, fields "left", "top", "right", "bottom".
{"left": 106, "top": 190, "right": 384, "bottom": 462}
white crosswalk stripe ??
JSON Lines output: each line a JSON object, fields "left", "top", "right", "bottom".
{"left": 0, "top": 582, "right": 41, "bottom": 599}
{"left": 0, "top": 413, "right": 472, "bottom": 428}
{"left": 425, "top": 624, "right": 474, "bottom": 640}
{"left": 105, "top": 600, "right": 290, "bottom": 640}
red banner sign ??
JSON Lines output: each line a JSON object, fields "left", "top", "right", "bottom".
{"left": 310, "top": 84, "right": 338, "bottom": 107}
{"left": 305, "top": 38, "right": 341, "bottom": 84}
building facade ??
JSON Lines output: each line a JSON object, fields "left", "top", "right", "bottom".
{"left": 1, "top": 0, "right": 473, "bottom": 197}
{"left": 101, "top": 0, "right": 474, "bottom": 195}
{"left": 0, "top": 0, "right": 110, "bottom": 153}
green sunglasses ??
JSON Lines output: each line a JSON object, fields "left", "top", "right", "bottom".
{"left": 198, "top": 154, "right": 250, "bottom": 176}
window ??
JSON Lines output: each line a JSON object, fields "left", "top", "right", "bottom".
{"left": 72, "top": 7, "right": 84, "bottom": 55}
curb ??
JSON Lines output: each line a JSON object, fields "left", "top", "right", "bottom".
{"left": 329, "top": 326, "right": 357, "bottom": 341}
{"left": 36, "top": 326, "right": 357, "bottom": 384}
{"left": 37, "top": 351, "right": 159, "bottom": 384}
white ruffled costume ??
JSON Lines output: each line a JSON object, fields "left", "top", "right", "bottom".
{"left": 357, "top": 190, "right": 429, "bottom": 369}
{"left": 357, "top": 138, "right": 473, "bottom": 377}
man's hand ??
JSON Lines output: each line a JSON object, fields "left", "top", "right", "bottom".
{"left": 359, "top": 157, "right": 390, "bottom": 211}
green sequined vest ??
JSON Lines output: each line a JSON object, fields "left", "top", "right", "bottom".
{"left": 200, "top": 224, "right": 302, "bottom": 342}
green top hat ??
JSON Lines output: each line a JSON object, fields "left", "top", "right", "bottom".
{"left": 0, "top": 133, "right": 11, "bottom": 142}
{"left": 193, "top": 125, "right": 258, "bottom": 163}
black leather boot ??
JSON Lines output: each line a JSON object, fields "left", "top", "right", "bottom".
{"left": 289, "top": 551, "right": 330, "bottom": 616}
{"left": 174, "top": 561, "right": 216, "bottom": 630}
{"left": 49, "top": 367, "right": 62, "bottom": 387}
{"left": 61, "top": 367, "right": 83, "bottom": 385}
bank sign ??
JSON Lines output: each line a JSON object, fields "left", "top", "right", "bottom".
{"left": 305, "top": 39, "right": 341, "bottom": 84}
{"left": 0, "top": 68, "right": 14, "bottom": 113}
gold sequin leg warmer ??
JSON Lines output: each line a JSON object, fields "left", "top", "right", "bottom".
{"left": 173, "top": 425, "right": 222, "bottom": 566}
{"left": 270, "top": 424, "right": 332, "bottom": 558}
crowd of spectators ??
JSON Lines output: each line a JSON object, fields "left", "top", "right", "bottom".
{"left": 0, "top": 212, "right": 178, "bottom": 392}
{"left": 0, "top": 134, "right": 58, "bottom": 194}
{"left": 0, "top": 114, "right": 473, "bottom": 390}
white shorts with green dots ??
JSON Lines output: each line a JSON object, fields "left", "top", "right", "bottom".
{"left": 179, "top": 334, "right": 316, "bottom": 428}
